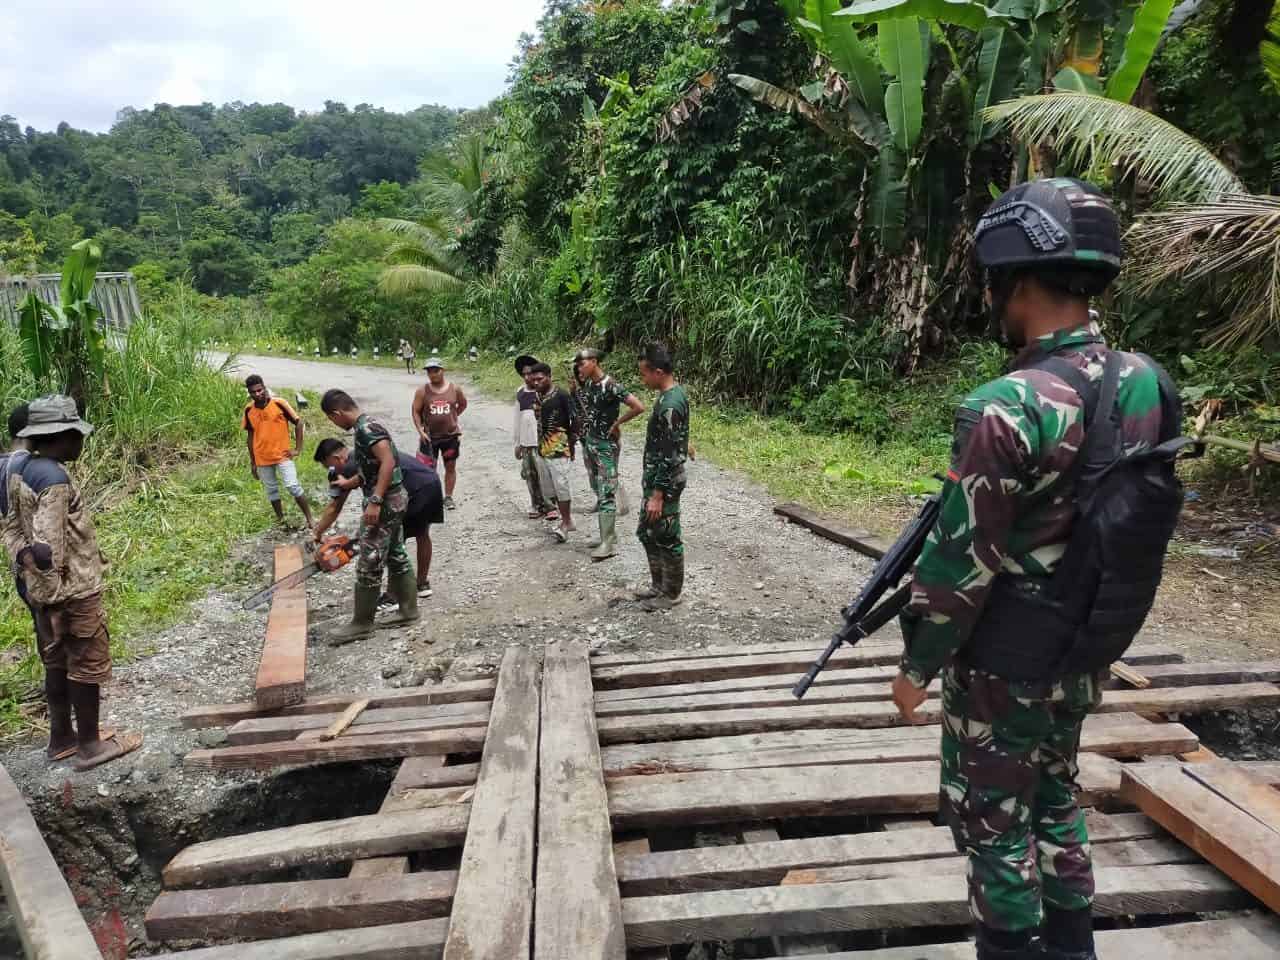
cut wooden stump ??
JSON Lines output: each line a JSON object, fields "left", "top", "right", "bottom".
{"left": 0, "top": 762, "right": 104, "bottom": 960}
{"left": 535, "top": 641, "right": 625, "bottom": 960}
{"left": 145, "top": 871, "right": 457, "bottom": 941}
{"left": 256, "top": 545, "right": 308, "bottom": 710}
{"left": 613, "top": 811, "right": 1161, "bottom": 896}
{"left": 773, "top": 502, "right": 892, "bottom": 559}
{"left": 444, "top": 646, "right": 540, "bottom": 960}
{"left": 157, "top": 917, "right": 449, "bottom": 959}
{"left": 162, "top": 803, "right": 471, "bottom": 887}
{"left": 621, "top": 863, "right": 1249, "bottom": 947}
{"left": 181, "top": 679, "right": 497, "bottom": 729}
{"left": 1110, "top": 662, "right": 1151, "bottom": 688}
{"left": 349, "top": 755, "right": 447, "bottom": 880}
{"left": 1122, "top": 762, "right": 1280, "bottom": 912}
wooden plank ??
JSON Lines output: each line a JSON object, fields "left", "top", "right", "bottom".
{"left": 227, "top": 701, "right": 491, "bottom": 745}
{"left": 321, "top": 699, "right": 370, "bottom": 740}
{"left": 184, "top": 726, "right": 487, "bottom": 772}
{"left": 180, "top": 678, "right": 497, "bottom": 729}
{"left": 256, "top": 544, "right": 308, "bottom": 709}
{"left": 591, "top": 638, "right": 902, "bottom": 669}
{"left": 444, "top": 646, "right": 540, "bottom": 960}
{"left": 0, "top": 762, "right": 104, "bottom": 960}
{"left": 1183, "top": 762, "right": 1280, "bottom": 835}
{"left": 145, "top": 871, "right": 456, "bottom": 941}
{"left": 607, "top": 755, "right": 1123, "bottom": 830}
{"left": 595, "top": 685, "right": 1279, "bottom": 744}
{"left": 162, "top": 804, "right": 471, "bottom": 887}
{"left": 751, "top": 915, "right": 1280, "bottom": 960}
{"left": 786, "top": 837, "right": 1198, "bottom": 884}
{"left": 773, "top": 502, "right": 892, "bottom": 559}
{"left": 613, "top": 811, "right": 1161, "bottom": 895}
{"left": 595, "top": 658, "right": 1266, "bottom": 703}
{"left": 159, "top": 918, "right": 449, "bottom": 959}
{"left": 535, "top": 641, "right": 626, "bottom": 960}
{"left": 600, "top": 718, "right": 1194, "bottom": 777}
{"left": 621, "top": 863, "right": 1248, "bottom": 947}
{"left": 293, "top": 713, "right": 492, "bottom": 743}
{"left": 591, "top": 644, "right": 1183, "bottom": 690}
{"left": 743, "top": 827, "right": 844, "bottom": 957}
{"left": 350, "top": 756, "right": 447, "bottom": 880}
{"left": 1110, "top": 662, "right": 1151, "bottom": 688}
{"left": 1122, "top": 763, "right": 1280, "bottom": 912}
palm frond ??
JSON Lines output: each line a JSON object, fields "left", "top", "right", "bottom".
{"left": 385, "top": 241, "right": 460, "bottom": 274}
{"left": 985, "top": 92, "right": 1244, "bottom": 202}
{"left": 377, "top": 217, "right": 451, "bottom": 246}
{"left": 377, "top": 264, "right": 465, "bottom": 296}
{"left": 1126, "top": 194, "right": 1280, "bottom": 347}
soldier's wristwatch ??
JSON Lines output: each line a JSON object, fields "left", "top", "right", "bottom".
{"left": 368, "top": 494, "right": 384, "bottom": 506}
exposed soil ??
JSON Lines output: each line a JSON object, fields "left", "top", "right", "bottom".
{"left": 1, "top": 354, "right": 1276, "bottom": 957}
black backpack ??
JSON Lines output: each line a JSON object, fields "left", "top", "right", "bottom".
{"left": 965, "top": 351, "right": 1199, "bottom": 680}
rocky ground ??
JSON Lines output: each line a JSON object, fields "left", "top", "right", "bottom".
{"left": 0, "top": 354, "right": 1275, "bottom": 958}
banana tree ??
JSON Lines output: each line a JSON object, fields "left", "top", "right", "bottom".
{"left": 17, "top": 238, "right": 108, "bottom": 406}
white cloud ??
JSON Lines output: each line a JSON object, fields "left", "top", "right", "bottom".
{"left": 0, "top": 0, "right": 546, "bottom": 131}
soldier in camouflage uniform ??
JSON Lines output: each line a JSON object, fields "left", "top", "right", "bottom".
{"left": 634, "top": 343, "right": 689, "bottom": 611}
{"left": 575, "top": 348, "right": 645, "bottom": 561}
{"left": 321, "top": 389, "right": 417, "bottom": 644}
{"left": 891, "top": 180, "right": 1181, "bottom": 960}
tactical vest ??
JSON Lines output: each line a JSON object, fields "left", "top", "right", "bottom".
{"left": 962, "top": 350, "right": 1195, "bottom": 681}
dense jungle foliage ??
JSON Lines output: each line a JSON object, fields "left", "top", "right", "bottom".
{"left": 3, "top": 0, "right": 1279, "bottom": 421}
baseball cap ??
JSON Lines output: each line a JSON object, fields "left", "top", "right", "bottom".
{"left": 424, "top": 358, "right": 444, "bottom": 370}
{"left": 18, "top": 395, "right": 94, "bottom": 438}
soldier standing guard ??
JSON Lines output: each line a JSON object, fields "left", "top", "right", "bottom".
{"left": 634, "top": 343, "right": 689, "bottom": 611}
{"left": 574, "top": 348, "right": 645, "bottom": 561}
{"left": 891, "top": 179, "right": 1183, "bottom": 960}
{"left": 319, "top": 389, "right": 418, "bottom": 644}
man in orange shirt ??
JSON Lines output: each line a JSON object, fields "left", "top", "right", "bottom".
{"left": 243, "top": 374, "right": 314, "bottom": 528}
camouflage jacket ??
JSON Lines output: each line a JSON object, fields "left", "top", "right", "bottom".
{"left": 353, "top": 414, "right": 403, "bottom": 497}
{"left": 899, "top": 323, "right": 1181, "bottom": 690}
{"left": 579, "top": 375, "right": 632, "bottom": 441}
{"left": 642, "top": 384, "right": 690, "bottom": 495}
{"left": 2, "top": 454, "right": 107, "bottom": 605}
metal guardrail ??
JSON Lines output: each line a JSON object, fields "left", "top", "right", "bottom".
{"left": 0, "top": 272, "right": 142, "bottom": 330}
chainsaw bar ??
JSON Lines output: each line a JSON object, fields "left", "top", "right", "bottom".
{"left": 242, "top": 561, "right": 322, "bottom": 610}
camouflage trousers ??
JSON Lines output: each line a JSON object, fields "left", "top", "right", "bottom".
{"left": 939, "top": 664, "right": 1102, "bottom": 933}
{"left": 356, "top": 486, "right": 412, "bottom": 588}
{"left": 582, "top": 435, "right": 620, "bottom": 514}
{"left": 519, "top": 447, "right": 556, "bottom": 513}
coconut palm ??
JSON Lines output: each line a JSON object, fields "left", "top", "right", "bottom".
{"left": 987, "top": 91, "right": 1277, "bottom": 346}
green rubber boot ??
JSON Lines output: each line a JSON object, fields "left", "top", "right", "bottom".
{"left": 382, "top": 570, "right": 421, "bottom": 626}
{"left": 632, "top": 545, "right": 664, "bottom": 600}
{"left": 329, "top": 585, "right": 379, "bottom": 646}
{"left": 591, "top": 512, "right": 618, "bottom": 561}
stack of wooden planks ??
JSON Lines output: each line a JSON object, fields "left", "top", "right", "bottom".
{"left": 585, "top": 639, "right": 1280, "bottom": 955}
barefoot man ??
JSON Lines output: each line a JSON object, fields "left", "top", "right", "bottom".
{"left": 2, "top": 396, "right": 143, "bottom": 770}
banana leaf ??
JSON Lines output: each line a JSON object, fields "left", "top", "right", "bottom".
{"left": 805, "top": 0, "right": 885, "bottom": 111}
{"left": 869, "top": 151, "right": 909, "bottom": 252}
{"left": 1104, "top": 0, "right": 1175, "bottom": 103}
{"left": 970, "top": 24, "right": 1025, "bottom": 144}
{"left": 837, "top": 0, "right": 1012, "bottom": 30}
{"left": 1052, "top": 66, "right": 1101, "bottom": 94}
{"left": 17, "top": 294, "right": 55, "bottom": 382}
{"left": 1266, "top": 3, "right": 1280, "bottom": 94}
{"left": 879, "top": 18, "right": 924, "bottom": 152}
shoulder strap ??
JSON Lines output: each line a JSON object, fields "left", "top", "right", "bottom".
{"left": 1028, "top": 352, "right": 1119, "bottom": 478}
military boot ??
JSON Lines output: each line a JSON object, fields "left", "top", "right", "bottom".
{"left": 381, "top": 570, "right": 421, "bottom": 626}
{"left": 1040, "top": 907, "right": 1095, "bottom": 960}
{"left": 633, "top": 546, "right": 664, "bottom": 600}
{"left": 641, "top": 554, "right": 684, "bottom": 611}
{"left": 617, "top": 483, "right": 631, "bottom": 517}
{"left": 591, "top": 513, "right": 618, "bottom": 561}
{"left": 328, "top": 585, "right": 379, "bottom": 646}
{"left": 975, "top": 925, "right": 1042, "bottom": 960}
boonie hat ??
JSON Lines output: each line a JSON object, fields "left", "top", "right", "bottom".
{"left": 424, "top": 358, "right": 444, "bottom": 370}
{"left": 18, "top": 395, "right": 94, "bottom": 438}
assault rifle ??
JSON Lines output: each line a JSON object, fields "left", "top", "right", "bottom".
{"left": 792, "top": 489, "right": 943, "bottom": 699}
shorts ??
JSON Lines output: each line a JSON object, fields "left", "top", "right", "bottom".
{"left": 544, "top": 456, "right": 573, "bottom": 502}
{"left": 35, "top": 593, "right": 112, "bottom": 685}
{"left": 420, "top": 436, "right": 461, "bottom": 464}
{"left": 257, "top": 460, "right": 303, "bottom": 501}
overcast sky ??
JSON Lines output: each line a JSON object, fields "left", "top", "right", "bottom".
{"left": 0, "top": 0, "right": 548, "bottom": 133}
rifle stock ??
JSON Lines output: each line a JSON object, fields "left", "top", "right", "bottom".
{"left": 792, "top": 493, "right": 942, "bottom": 699}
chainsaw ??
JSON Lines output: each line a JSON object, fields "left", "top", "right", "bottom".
{"left": 242, "top": 536, "right": 359, "bottom": 610}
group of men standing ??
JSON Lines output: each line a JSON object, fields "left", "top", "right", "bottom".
{"left": 512, "top": 343, "right": 690, "bottom": 610}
